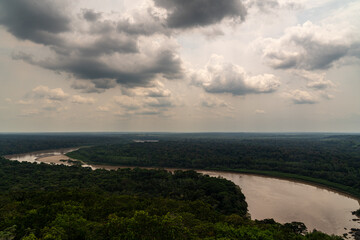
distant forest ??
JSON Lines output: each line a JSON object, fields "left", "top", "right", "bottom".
{"left": 66, "top": 134, "right": 360, "bottom": 198}
{"left": 0, "top": 133, "right": 358, "bottom": 239}
{"left": 0, "top": 156, "right": 342, "bottom": 239}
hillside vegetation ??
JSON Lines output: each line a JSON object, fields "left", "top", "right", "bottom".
{"left": 0, "top": 157, "right": 342, "bottom": 240}
{"left": 67, "top": 135, "right": 360, "bottom": 198}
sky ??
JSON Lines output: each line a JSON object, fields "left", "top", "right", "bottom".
{"left": 0, "top": 0, "right": 359, "bottom": 132}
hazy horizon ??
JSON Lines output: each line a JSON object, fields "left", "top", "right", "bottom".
{"left": 1, "top": 0, "right": 359, "bottom": 132}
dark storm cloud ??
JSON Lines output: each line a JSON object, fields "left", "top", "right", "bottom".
{"left": 117, "top": 19, "right": 169, "bottom": 36}
{"left": 267, "top": 43, "right": 349, "bottom": 70}
{"left": 82, "top": 9, "right": 102, "bottom": 22}
{"left": 3, "top": 1, "right": 184, "bottom": 91}
{"left": 71, "top": 81, "right": 106, "bottom": 93}
{"left": 77, "top": 36, "right": 139, "bottom": 57}
{"left": 15, "top": 49, "right": 183, "bottom": 88}
{"left": 146, "top": 98, "right": 173, "bottom": 108}
{"left": 153, "top": 0, "right": 247, "bottom": 28}
{"left": 0, "top": 0, "right": 70, "bottom": 45}
{"left": 71, "top": 79, "right": 117, "bottom": 93}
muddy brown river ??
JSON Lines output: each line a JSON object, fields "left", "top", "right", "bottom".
{"left": 5, "top": 149, "right": 360, "bottom": 238}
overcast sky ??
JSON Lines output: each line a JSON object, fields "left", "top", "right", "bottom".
{"left": 0, "top": 0, "right": 359, "bottom": 132}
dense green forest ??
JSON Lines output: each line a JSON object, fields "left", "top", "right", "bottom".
{"left": 67, "top": 135, "right": 360, "bottom": 198}
{"left": 0, "top": 157, "right": 342, "bottom": 239}
{"left": 1, "top": 133, "right": 359, "bottom": 239}
{"left": 0, "top": 133, "right": 132, "bottom": 156}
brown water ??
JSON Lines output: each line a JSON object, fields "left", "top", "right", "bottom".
{"left": 197, "top": 170, "right": 360, "bottom": 236}
{"left": 5, "top": 150, "right": 360, "bottom": 237}
{"left": 4, "top": 148, "right": 79, "bottom": 164}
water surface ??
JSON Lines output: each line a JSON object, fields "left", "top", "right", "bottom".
{"left": 5, "top": 149, "right": 360, "bottom": 237}
{"left": 198, "top": 170, "right": 359, "bottom": 236}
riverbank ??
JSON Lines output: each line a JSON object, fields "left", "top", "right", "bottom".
{"left": 4, "top": 147, "right": 80, "bottom": 163}
{"left": 207, "top": 167, "right": 360, "bottom": 202}
{"left": 5, "top": 148, "right": 360, "bottom": 237}
{"left": 8, "top": 147, "right": 359, "bottom": 203}
{"left": 68, "top": 153, "right": 360, "bottom": 202}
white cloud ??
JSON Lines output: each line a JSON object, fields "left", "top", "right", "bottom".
{"left": 255, "top": 109, "right": 266, "bottom": 114}
{"left": 97, "top": 105, "right": 110, "bottom": 112}
{"left": 293, "top": 70, "right": 335, "bottom": 90}
{"left": 18, "top": 109, "right": 41, "bottom": 117}
{"left": 200, "top": 96, "right": 229, "bottom": 108}
{"left": 17, "top": 100, "right": 33, "bottom": 105}
{"left": 71, "top": 95, "right": 96, "bottom": 104}
{"left": 113, "top": 82, "right": 177, "bottom": 116}
{"left": 285, "top": 89, "right": 317, "bottom": 104}
{"left": 192, "top": 55, "right": 280, "bottom": 96}
{"left": 261, "top": 21, "right": 359, "bottom": 70}
{"left": 121, "top": 81, "right": 172, "bottom": 98}
{"left": 114, "top": 95, "right": 143, "bottom": 110}
{"left": 31, "top": 86, "right": 69, "bottom": 101}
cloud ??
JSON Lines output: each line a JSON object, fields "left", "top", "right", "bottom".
{"left": 116, "top": 6, "right": 170, "bottom": 36}
{"left": 18, "top": 109, "right": 41, "bottom": 117}
{"left": 82, "top": 9, "right": 102, "bottom": 22}
{"left": 261, "top": 21, "right": 359, "bottom": 70}
{"left": 71, "top": 81, "right": 107, "bottom": 94}
{"left": 201, "top": 96, "right": 229, "bottom": 108}
{"left": 245, "top": 0, "right": 301, "bottom": 13}
{"left": 121, "top": 81, "right": 172, "bottom": 98}
{"left": 192, "top": 55, "right": 280, "bottom": 96}
{"left": 22, "top": 86, "right": 69, "bottom": 113}
{"left": 17, "top": 100, "right": 33, "bottom": 105}
{"left": 306, "top": 80, "right": 334, "bottom": 90}
{"left": 31, "top": 86, "right": 69, "bottom": 101}
{"left": 145, "top": 88, "right": 171, "bottom": 98}
{"left": 4, "top": 3, "right": 184, "bottom": 92}
{"left": 114, "top": 93, "right": 174, "bottom": 111}
{"left": 293, "top": 70, "right": 334, "bottom": 90}
{"left": 153, "top": 0, "right": 247, "bottom": 28}
{"left": 0, "top": 0, "right": 70, "bottom": 45}
{"left": 255, "top": 109, "right": 265, "bottom": 114}
{"left": 113, "top": 82, "right": 177, "bottom": 116}
{"left": 246, "top": 0, "right": 280, "bottom": 11}
{"left": 290, "top": 70, "right": 336, "bottom": 101}
{"left": 285, "top": 89, "right": 317, "bottom": 104}
{"left": 76, "top": 35, "right": 139, "bottom": 57}
{"left": 199, "top": 26, "right": 225, "bottom": 40}
{"left": 114, "top": 95, "right": 142, "bottom": 110}
{"left": 97, "top": 106, "right": 110, "bottom": 112}
{"left": 71, "top": 95, "right": 96, "bottom": 104}
{"left": 145, "top": 98, "right": 173, "bottom": 108}
{"left": 13, "top": 37, "right": 184, "bottom": 89}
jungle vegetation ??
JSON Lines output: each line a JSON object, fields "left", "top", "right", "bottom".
{"left": 66, "top": 134, "right": 360, "bottom": 198}
{"left": 0, "top": 157, "right": 342, "bottom": 240}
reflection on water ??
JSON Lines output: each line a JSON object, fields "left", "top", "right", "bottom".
{"left": 5, "top": 148, "right": 78, "bottom": 163}
{"left": 5, "top": 150, "right": 360, "bottom": 237}
{"left": 198, "top": 170, "right": 359, "bottom": 237}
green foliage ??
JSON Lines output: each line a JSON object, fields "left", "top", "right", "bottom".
{"left": 0, "top": 157, "right": 343, "bottom": 240}
{"left": 1, "top": 133, "right": 354, "bottom": 240}
{"left": 0, "top": 225, "right": 16, "bottom": 240}
{"left": 0, "top": 158, "right": 247, "bottom": 216}
{"left": 67, "top": 135, "right": 360, "bottom": 198}
{"left": 0, "top": 133, "right": 130, "bottom": 156}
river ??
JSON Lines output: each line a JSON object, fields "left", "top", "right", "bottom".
{"left": 5, "top": 149, "right": 360, "bottom": 238}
